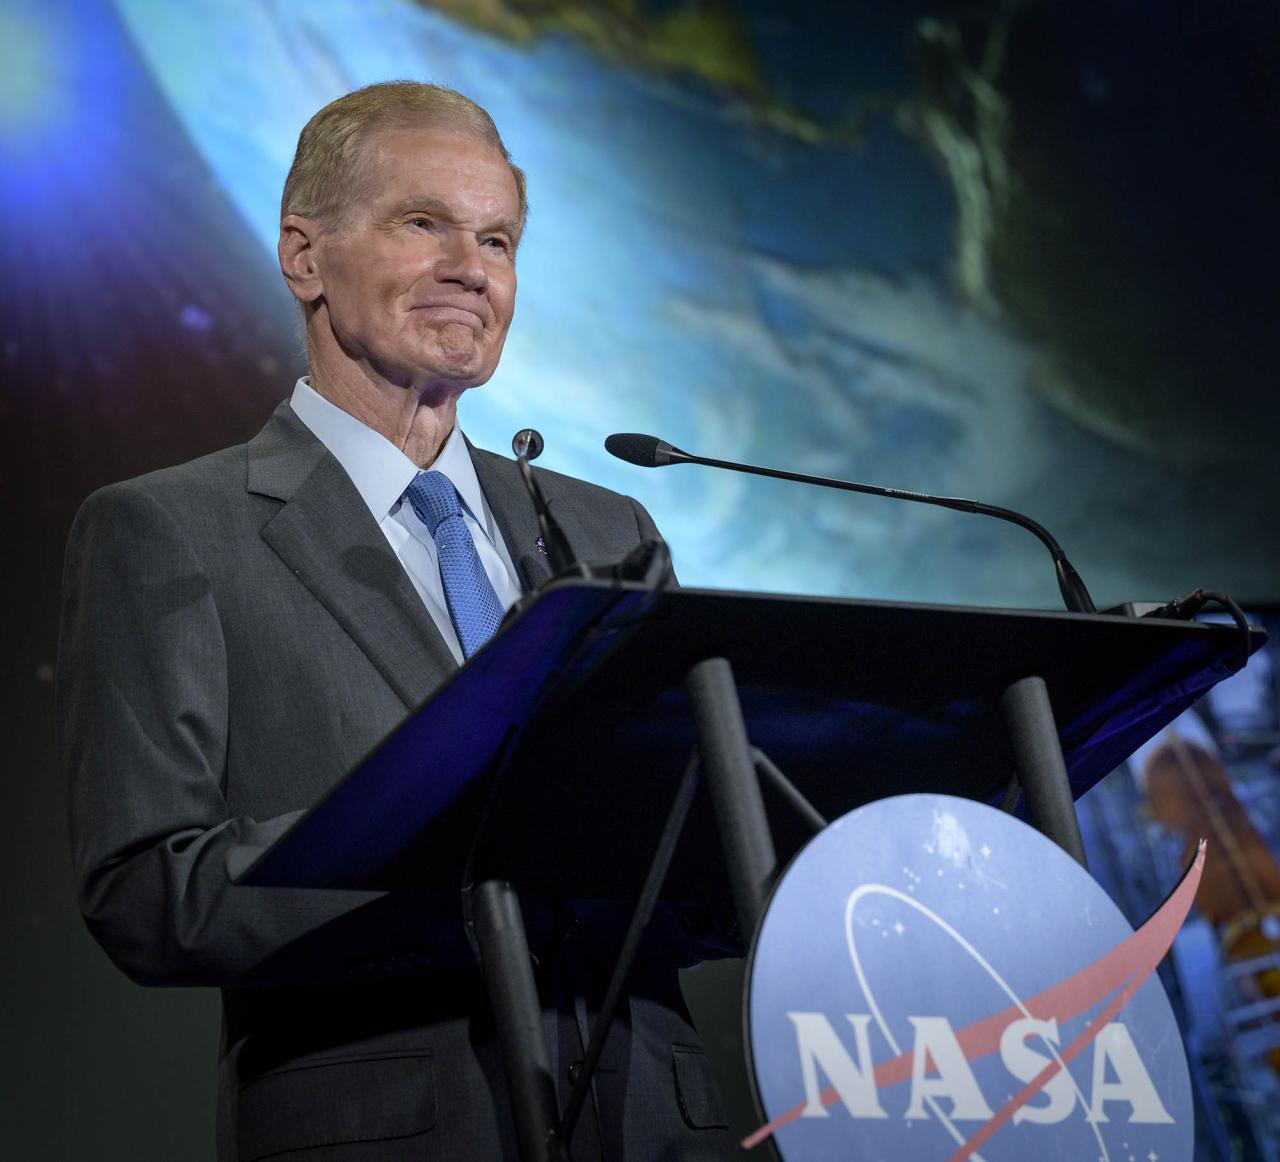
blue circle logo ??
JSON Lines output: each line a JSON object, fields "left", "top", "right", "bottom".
{"left": 746, "top": 793, "right": 1195, "bottom": 1161}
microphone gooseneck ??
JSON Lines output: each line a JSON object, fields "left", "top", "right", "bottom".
{"left": 511, "top": 429, "right": 581, "bottom": 578}
{"left": 604, "top": 432, "right": 1097, "bottom": 614}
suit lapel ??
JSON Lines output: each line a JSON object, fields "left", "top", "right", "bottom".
{"left": 470, "top": 444, "right": 553, "bottom": 591}
{"left": 248, "top": 402, "right": 457, "bottom": 709}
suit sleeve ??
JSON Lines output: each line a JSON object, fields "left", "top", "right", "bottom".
{"left": 58, "top": 483, "right": 466, "bottom": 988}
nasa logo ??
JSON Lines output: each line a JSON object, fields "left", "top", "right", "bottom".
{"left": 745, "top": 793, "right": 1196, "bottom": 1160}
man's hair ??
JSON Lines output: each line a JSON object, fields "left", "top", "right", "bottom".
{"left": 280, "top": 81, "right": 527, "bottom": 232}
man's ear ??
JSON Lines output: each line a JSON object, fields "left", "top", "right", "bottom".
{"left": 278, "top": 214, "right": 325, "bottom": 304}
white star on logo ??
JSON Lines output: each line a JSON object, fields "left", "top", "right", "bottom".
{"left": 893, "top": 921, "right": 905, "bottom": 935}
{"left": 980, "top": 843, "right": 992, "bottom": 859}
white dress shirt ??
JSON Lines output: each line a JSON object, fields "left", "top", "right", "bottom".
{"left": 289, "top": 378, "right": 523, "bottom": 664}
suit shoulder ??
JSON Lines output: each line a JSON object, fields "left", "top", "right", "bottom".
{"left": 83, "top": 445, "right": 249, "bottom": 509}
{"left": 76, "top": 444, "right": 249, "bottom": 523}
{"left": 469, "top": 445, "right": 637, "bottom": 509}
{"left": 535, "top": 464, "right": 638, "bottom": 509}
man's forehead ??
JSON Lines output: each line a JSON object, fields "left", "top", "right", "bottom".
{"left": 360, "top": 129, "right": 520, "bottom": 221}
{"left": 366, "top": 128, "right": 513, "bottom": 184}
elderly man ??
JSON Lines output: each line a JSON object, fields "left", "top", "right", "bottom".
{"left": 59, "top": 82, "right": 730, "bottom": 1161}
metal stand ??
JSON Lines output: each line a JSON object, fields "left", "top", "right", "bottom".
{"left": 469, "top": 880, "right": 565, "bottom": 1162}
{"left": 1001, "top": 675, "right": 1088, "bottom": 868}
{"left": 752, "top": 747, "right": 827, "bottom": 837}
{"left": 466, "top": 656, "right": 822, "bottom": 1161}
{"left": 470, "top": 661, "right": 1095, "bottom": 1159}
{"left": 687, "top": 657, "right": 778, "bottom": 934}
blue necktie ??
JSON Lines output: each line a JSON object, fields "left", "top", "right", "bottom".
{"left": 405, "top": 470, "right": 504, "bottom": 658}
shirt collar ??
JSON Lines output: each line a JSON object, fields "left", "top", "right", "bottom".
{"left": 288, "top": 377, "right": 484, "bottom": 524}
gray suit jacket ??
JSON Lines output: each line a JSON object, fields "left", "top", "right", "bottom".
{"left": 59, "top": 400, "right": 730, "bottom": 1161}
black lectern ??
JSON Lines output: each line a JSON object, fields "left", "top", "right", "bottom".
{"left": 229, "top": 581, "right": 1263, "bottom": 1161}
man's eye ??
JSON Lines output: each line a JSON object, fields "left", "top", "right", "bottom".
{"left": 408, "top": 217, "right": 432, "bottom": 230}
{"left": 483, "top": 237, "right": 511, "bottom": 253}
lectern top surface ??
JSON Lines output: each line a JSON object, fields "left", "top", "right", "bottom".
{"left": 232, "top": 581, "right": 1261, "bottom": 896}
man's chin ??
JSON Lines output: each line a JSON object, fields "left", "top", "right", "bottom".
{"left": 399, "top": 339, "right": 479, "bottom": 383}
{"left": 434, "top": 352, "right": 490, "bottom": 387}
{"left": 411, "top": 354, "right": 495, "bottom": 394}
{"left": 433, "top": 331, "right": 488, "bottom": 372}
{"left": 371, "top": 334, "right": 498, "bottom": 392}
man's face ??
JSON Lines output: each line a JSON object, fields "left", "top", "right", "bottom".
{"left": 309, "top": 127, "right": 521, "bottom": 392}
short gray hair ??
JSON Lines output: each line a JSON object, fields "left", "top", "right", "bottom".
{"left": 280, "top": 81, "right": 527, "bottom": 231}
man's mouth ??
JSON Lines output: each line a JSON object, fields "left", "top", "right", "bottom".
{"left": 412, "top": 303, "right": 485, "bottom": 329}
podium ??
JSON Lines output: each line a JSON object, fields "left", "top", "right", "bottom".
{"left": 230, "top": 580, "right": 1263, "bottom": 1161}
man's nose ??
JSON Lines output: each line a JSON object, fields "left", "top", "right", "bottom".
{"left": 436, "top": 228, "right": 488, "bottom": 293}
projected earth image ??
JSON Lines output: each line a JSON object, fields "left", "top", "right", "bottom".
{"left": 99, "top": 0, "right": 1280, "bottom": 607}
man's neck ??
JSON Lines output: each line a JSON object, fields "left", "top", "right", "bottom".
{"left": 307, "top": 346, "right": 461, "bottom": 469}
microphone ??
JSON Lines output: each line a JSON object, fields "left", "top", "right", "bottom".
{"left": 511, "top": 427, "right": 544, "bottom": 461}
{"left": 604, "top": 432, "right": 1098, "bottom": 614}
{"left": 510, "top": 428, "right": 582, "bottom": 579}
{"left": 606, "top": 433, "right": 681, "bottom": 468}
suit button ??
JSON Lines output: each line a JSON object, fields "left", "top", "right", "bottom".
{"left": 568, "top": 1061, "right": 583, "bottom": 1084}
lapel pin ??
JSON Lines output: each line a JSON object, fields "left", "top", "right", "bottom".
{"left": 534, "top": 535, "right": 548, "bottom": 557}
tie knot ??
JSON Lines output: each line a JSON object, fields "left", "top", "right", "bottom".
{"left": 406, "top": 470, "right": 463, "bottom": 536}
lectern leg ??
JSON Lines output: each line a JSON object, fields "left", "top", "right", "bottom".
{"left": 1001, "top": 675, "right": 1088, "bottom": 869}
{"left": 687, "top": 657, "right": 778, "bottom": 935}
{"left": 470, "top": 879, "right": 564, "bottom": 1162}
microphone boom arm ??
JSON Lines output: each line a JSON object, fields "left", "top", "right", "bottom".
{"left": 645, "top": 439, "right": 1096, "bottom": 614}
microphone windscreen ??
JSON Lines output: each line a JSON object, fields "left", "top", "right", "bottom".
{"left": 511, "top": 428, "right": 545, "bottom": 461}
{"left": 604, "top": 432, "right": 663, "bottom": 467}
